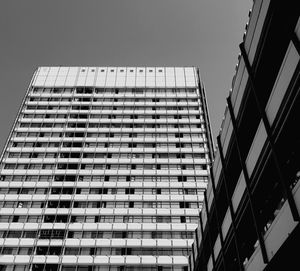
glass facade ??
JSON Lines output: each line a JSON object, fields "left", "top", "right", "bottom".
{"left": 0, "top": 67, "right": 213, "bottom": 271}
{"left": 189, "top": 3, "right": 300, "bottom": 271}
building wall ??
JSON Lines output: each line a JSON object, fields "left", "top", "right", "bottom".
{"left": 190, "top": 1, "right": 300, "bottom": 271}
{"left": 0, "top": 67, "right": 213, "bottom": 271}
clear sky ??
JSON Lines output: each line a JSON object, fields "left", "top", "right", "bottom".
{"left": 0, "top": 0, "right": 252, "bottom": 152}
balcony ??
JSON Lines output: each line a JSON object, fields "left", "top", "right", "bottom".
{"left": 244, "top": 180, "right": 300, "bottom": 270}
{"left": 266, "top": 41, "right": 300, "bottom": 126}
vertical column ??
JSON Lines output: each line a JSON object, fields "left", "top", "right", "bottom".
{"left": 196, "top": 68, "right": 215, "bottom": 162}
{"left": 196, "top": 211, "right": 205, "bottom": 269}
{"left": 203, "top": 191, "right": 216, "bottom": 268}
{"left": 216, "top": 136, "right": 243, "bottom": 271}
{"left": 208, "top": 166, "right": 227, "bottom": 270}
{"left": 239, "top": 42, "right": 300, "bottom": 222}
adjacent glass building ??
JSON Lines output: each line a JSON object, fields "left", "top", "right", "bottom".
{"left": 189, "top": 1, "right": 300, "bottom": 270}
{"left": 0, "top": 67, "right": 214, "bottom": 271}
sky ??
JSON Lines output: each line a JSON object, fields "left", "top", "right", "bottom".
{"left": 0, "top": 0, "right": 252, "bottom": 152}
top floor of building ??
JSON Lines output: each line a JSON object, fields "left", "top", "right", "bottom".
{"left": 31, "top": 67, "right": 200, "bottom": 89}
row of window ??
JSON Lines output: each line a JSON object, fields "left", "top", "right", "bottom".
{"left": 0, "top": 247, "right": 191, "bottom": 257}
{"left": 27, "top": 100, "right": 198, "bottom": 106}
{"left": 17, "top": 124, "right": 203, "bottom": 130}
{"left": 13, "top": 135, "right": 204, "bottom": 142}
{"left": 26, "top": 103, "right": 199, "bottom": 109}
{"left": 24, "top": 105, "right": 201, "bottom": 111}
{"left": 0, "top": 187, "right": 202, "bottom": 195}
{"left": 21, "top": 113, "right": 201, "bottom": 120}
{"left": 0, "top": 174, "right": 206, "bottom": 183}
{"left": 0, "top": 215, "right": 199, "bottom": 224}
{"left": 0, "top": 200, "right": 201, "bottom": 209}
{"left": 32, "top": 87, "right": 197, "bottom": 94}
{"left": 0, "top": 175, "right": 206, "bottom": 183}
{"left": 5, "top": 151, "right": 206, "bottom": 159}
{"left": 9, "top": 142, "right": 205, "bottom": 149}
{"left": 3, "top": 163, "right": 207, "bottom": 171}
{"left": 28, "top": 97, "right": 198, "bottom": 103}
{"left": 0, "top": 230, "right": 194, "bottom": 240}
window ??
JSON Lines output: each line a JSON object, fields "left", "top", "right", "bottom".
{"left": 65, "top": 248, "right": 79, "bottom": 255}
{"left": 125, "top": 188, "right": 135, "bottom": 195}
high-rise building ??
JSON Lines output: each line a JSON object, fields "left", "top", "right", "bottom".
{"left": 189, "top": 1, "right": 300, "bottom": 271}
{"left": 0, "top": 67, "right": 214, "bottom": 271}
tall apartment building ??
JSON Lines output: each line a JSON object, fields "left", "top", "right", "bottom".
{"left": 0, "top": 67, "right": 214, "bottom": 271}
{"left": 189, "top": 1, "right": 300, "bottom": 271}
